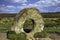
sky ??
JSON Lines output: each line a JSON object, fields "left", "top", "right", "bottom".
{"left": 0, "top": 0, "right": 60, "bottom": 13}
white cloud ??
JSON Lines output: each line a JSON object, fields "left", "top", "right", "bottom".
{"left": 22, "top": 3, "right": 27, "bottom": 6}
{"left": 55, "top": 7, "right": 60, "bottom": 12}
{"left": 0, "top": 0, "right": 60, "bottom": 13}
{"left": 0, "top": 5, "right": 16, "bottom": 13}
{"left": 5, "top": 0, "right": 27, "bottom": 3}
{"left": 20, "top": 0, "right": 60, "bottom": 8}
{"left": 54, "top": 0, "right": 60, "bottom": 3}
{"left": 16, "top": 0, "right": 60, "bottom": 12}
{"left": 35, "top": 0, "right": 60, "bottom": 7}
{"left": 6, "top": 5, "right": 16, "bottom": 9}
{"left": 16, "top": 4, "right": 39, "bottom": 10}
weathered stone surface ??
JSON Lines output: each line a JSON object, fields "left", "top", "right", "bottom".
{"left": 11, "top": 8, "right": 44, "bottom": 40}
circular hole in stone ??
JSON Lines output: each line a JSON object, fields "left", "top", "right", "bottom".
{"left": 23, "top": 19, "right": 35, "bottom": 33}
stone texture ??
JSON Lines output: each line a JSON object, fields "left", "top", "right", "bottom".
{"left": 11, "top": 8, "right": 44, "bottom": 40}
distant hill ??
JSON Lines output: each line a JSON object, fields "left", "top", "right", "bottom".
{"left": 41, "top": 12, "right": 60, "bottom": 18}
{"left": 0, "top": 12, "right": 60, "bottom": 18}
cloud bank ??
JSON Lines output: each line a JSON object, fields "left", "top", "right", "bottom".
{"left": 0, "top": 0, "right": 60, "bottom": 13}
{"left": 5, "top": 0, "right": 27, "bottom": 3}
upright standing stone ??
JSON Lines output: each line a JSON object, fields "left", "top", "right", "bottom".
{"left": 11, "top": 8, "right": 44, "bottom": 40}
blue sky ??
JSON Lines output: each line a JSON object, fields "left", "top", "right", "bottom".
{"left": 0, "top": 0, "right": 60, "bottom": 13}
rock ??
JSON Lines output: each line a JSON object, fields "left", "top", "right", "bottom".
{"left": 11, "top": 8, "right": 44, "bottom": 40}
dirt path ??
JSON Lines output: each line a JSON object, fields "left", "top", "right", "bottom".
{"left": 0, "top": 33, "right": 8, "bottom": 40}
{"left": 49, "top": 33, "right": 60, "bottom": 40}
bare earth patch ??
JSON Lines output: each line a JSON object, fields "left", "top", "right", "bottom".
{"left": 0, "top": 33, "right": 8, "bottom": 40}
{"left": 49, "top": 33, "right": 60, "bottom": 40}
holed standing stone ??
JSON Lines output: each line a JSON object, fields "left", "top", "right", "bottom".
{"left": 11, "top": 8, "right": 44, "bottom": 40}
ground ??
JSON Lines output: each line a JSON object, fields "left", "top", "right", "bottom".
{"left": 0, "top": 33, "right": 8, "bottom": 40}
{"left": 0, "top": 32, "right": 60, "bottom": 40}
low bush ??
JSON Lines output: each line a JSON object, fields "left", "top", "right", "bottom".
{"left": 7, "top": 31, "right": 27, "bottom": 40}
{"left": 18, "top": 32, "right": 27, "bottom": 40}
{"left": 34, "top": 31, "right": 47, "bottom": 38}
{"left": 7, "top": 31, "right": 17, "bottom": 40}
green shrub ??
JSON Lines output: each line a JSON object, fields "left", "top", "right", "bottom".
{"left": 7, "top": 31, "right": 17, "bottom": 40}
{"left": 7, "top": 31, "right": 27, "bottom": 40}
{"left": 18, "top": 32, "right": 27, "bottom": 40}
{"left": 34, "top": 31, "right": 47, "bottom": 38}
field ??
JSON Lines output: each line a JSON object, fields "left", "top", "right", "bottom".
{"left": 0, "top": 13, "right": 60, "bottom": 40}
{"left": 0, "top": 17, "right": 60, "bottom": 34}
{"left": 44, "top": 18, "right": 60, "bottom": 34}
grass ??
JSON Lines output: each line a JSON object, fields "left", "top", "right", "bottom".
{"left": 44, "top": 27, "right": 60, "bottom": 34}
{"left": 7, "top": 31, "right": 27, "bottom": 40}
{"left": 0, "top": 18, "right": 60, "bottom": 34}
{"left": 0, "top": 18, "right": 13, "bottom": 32}
{"left": 44, "top": 18, "right": 60, "bottom": 34}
